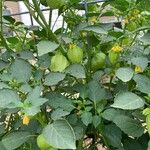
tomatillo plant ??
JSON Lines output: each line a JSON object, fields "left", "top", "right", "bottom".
{"left": 0, "top": 0, "right": 150, "bottom": 149}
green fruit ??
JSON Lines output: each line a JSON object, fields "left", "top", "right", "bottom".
{"left": 126, "top": 22, "right": 137, "bottom": 31}
{"left": 146, "top": 114, "right": 150, "bottom": 135}
{"left": 67, "top": 46, "right": 83, "bottom": 63}
{"left": 50, "top": 53, "right": 69, "bottom": 72}
{"left": 91, "top": 52, "right": 106, "bottom": 71}
{"left": 37, "top": 134, "right": 51, "bottom": 150}
{"left": 46, "top": 0, "right": 65, "bottom": 9}
{"left": 143, "top": 108, "right": 150, "bottom": 116}
{"left": 108, "top": 51, "right": 119, "bottom": 65}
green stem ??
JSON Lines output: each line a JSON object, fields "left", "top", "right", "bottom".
{"left": 77, "top": 138, "right": 83, "bottom": 150}
{"left": 101, "top": 135, "right": 111, "bottom": 150}
{"left": 84, "top": 0, "right": 92, "bottom": 82}
{"left": 32, "top": 0, "right": 59, "bottom": 42}
{"left": 49, "top": 9, "right": 52, "bottom": 27}
{"left": 0, "top": 31, "right": 11, "bottom": 51}
{"left": 0, "top": 0, "right": 10, "bottom": 51}
{"left": 24, "top": 0, "right": 45, "bottom": 29}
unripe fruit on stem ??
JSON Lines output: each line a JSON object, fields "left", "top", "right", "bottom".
{"left": 91, "top": 52, "right": 106, "bottom": 71}
{"left": 108, "top": 51, "right": 119, "bottom": 65}
{"left": 67, "top": 46, "right": 83, "bottom": 63}
{"left": 50, "top": 53, "right": 69, "bottom": 72}
{"left": 46, "top": 0, "right": 66, "bottom": 9}
{"left": 146, "top": 114, "right": 150, "bottom": 135}
{"left": 126, "top": 22, "right": 137, "bottom": 31}
{"left": 37, "top": 134, "right": 51, "bottom": 150}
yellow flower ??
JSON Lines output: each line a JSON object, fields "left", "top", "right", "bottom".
{"left": 111, "top": 45, "right": 123, "bottom": 53}
{"left": 135, "top": 65, "right": 142, "bottom": 73}
{"left": 69, "top": 43, "right": 76, "bottom": 49}
{"left": 89, "top": 16, "right": 97, "bottom": 24}
{"left": 23, "top": 116, "right": 30, "bottom": 125}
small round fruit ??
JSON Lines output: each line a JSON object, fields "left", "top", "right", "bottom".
{"left": 126, "top": 22, "right": 137, "bottom": 31}
{"left": 108, "top": 51, "right": 119, "bottom": 65}
{"left": 46, "top": 0, "right": 65, "bottom": 9}
{"left": 91, "top": 52, "right": 106, "bottom": 71}
{"left": 50, "top": 53, "right": 69, "bottom": 72}
{"left": 67, "top": 46, "right": 83, "bottom": 64}
{"left": 37, "top": 134, "right": 50, "bottom": 150}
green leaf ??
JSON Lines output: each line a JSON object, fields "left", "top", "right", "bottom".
{"left": 113, "top": 115, "right": 144, "bottom": 137}
{"left": 0, "top": 142, "right": 6, "bottom": 150}
{"left": 111, "top": 92, "right": 144, "bottom": 110}
{"left": 140, "top": 31, "right": 150, "bottom": 45}
{"left": 123, "top": 139, "right": 143, "bottom": 150}
{"left": 0, "top": 89, "right": 20, "bottom": 108}
{"left": 73, "top": 84, "right": 88, "bottom": 99}
{"left": 116, "top": 67, "right": 134, "bottom": 82}
{"left": 2, "top": 132, "right": 31, "bottom": 150}
{"left": 148, "top": 140, "right": 150, "bottom": 150}
{"left": 88, "top": 80, "right": 106, "bottom": 102}
{"left": 44, "top": 72, "right": 66, "bottom": 86}
{"left": 27, "top": 86, "right": 42, "bottom": 100}
{"left": 23, "top": 86, "right": 48, "bottom": 115}
{"left": 51, "top": 108, "right": 70, "bottom": 120}
{"left": 37, "top": 40, "right": 59, "bottom": 56}
{"left": 103, "top": 124, "right": 122, "bottom": 147}
{"left": 0, "top": 60, "right": 9, "bottom": 71}
{"left": 74, "top": 126, "right": 84, "bottom": 140}
{"left": 46, "top": 92, "right": 74, "bottom": 112}
{"left": 133, "top": 74, "right": 150, "bottom": 94}
{"left": 23, "top": 106, "right": 40, "bottom": 116}
{"left": 37, "top": 54, "right": 51, "bottom": 69}
{"left": 81, "top": 111, "right": 93, "bottom": 126}
{"left": 82, "top": 24, "right": 112, "bottom": 34}
{"left": 20, "top": 83, "right": 32, "bottom": 93}
{"left": 0, "top": 82, "right": 9, "bottom": 89}
{"left": 92, "top": 115, "right": 101, "bottom": 128}
{"left": 110, "top": 0, "right": 129, "bottom": 11}
{"left": 65, "top": 64, "right": 86, "bottom": 78}
{"left": 131, "top": 57, "right": 148, "bottom": 71}
{"left": 10, "top": 59, "right": 32, "bottom": 82}
{"left": 19, "top": 50, "right": 35, "bottom": 60}
{"left": 102, "top": 108, "right": 120, "bottom": 121}
{"left": 42, "top": 120, "right": 76, "bottom": 149}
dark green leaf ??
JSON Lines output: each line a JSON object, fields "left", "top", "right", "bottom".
{"left": 44, "top": 72, "right": 66, "bottom": 86}
{"left": 37, "top": 40, "right": 59, "bottom": 56}
{"left": 0, "top": 89, "right": 20, "bottom": 108}
{"left": 2, "top": 132, "right": 31, "bottom": 150}
{"left": 88, "top": 80, "right": 106, "bottom": 102}
{"left": 114, "top": 115, "right": 144, "bottom": 137}
{"left": 10, "top": 59, "right": 32, "bottom": 82}
{"left": 133, "top": 74, "right": 150, "bottom": 94}
{"left": 81, "top": 111, "right": 92, "bottom": 126}
{"left": 116, "top": 67, "right": 134, "bottom": 82}
{"left": 46, "top": 92, "right": 74, "bottom": 112}
{"left": 42, "top": 120, "right": 76, "bottom": 149}
{"left": 103, "top": 124, "right": 122, "bottom": 147}
{"left": 111, "top": 92, "right": 144, "bottom": 110}
{"left": 65, "top": 64, "right": 86, "bottom": 78}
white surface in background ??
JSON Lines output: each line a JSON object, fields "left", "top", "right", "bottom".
{"left": 18, "top": 1, "right": 65, "bottom": 31}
